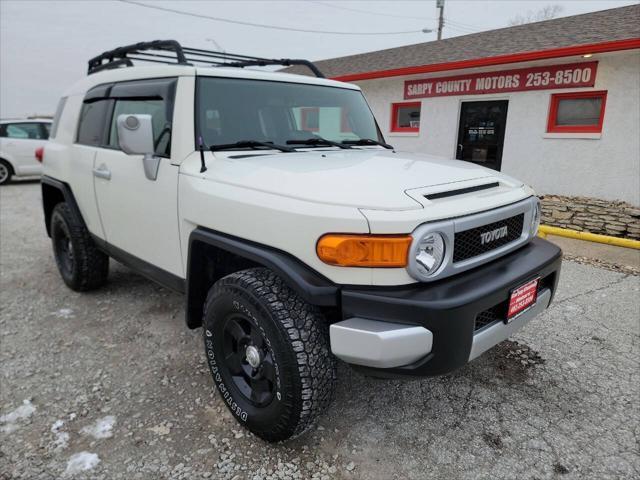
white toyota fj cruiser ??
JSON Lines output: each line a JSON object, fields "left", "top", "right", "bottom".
{"left": 41, "top": 41, "right": 561, "bottom": 442}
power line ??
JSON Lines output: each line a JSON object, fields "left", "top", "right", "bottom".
{"left": 444, "top": 22, "right": 481, "bottom": 34}
{"left": 117, "top": 0, "right": 425, "bottom": 36}
{"left": 445, "top": 25, "right": 478, "bottom": 36}
{"left": 310, "top": 0, "right": 438, "bottom": 21}
{"left": 444, "top": 18, "right": 483, "bottom": 31}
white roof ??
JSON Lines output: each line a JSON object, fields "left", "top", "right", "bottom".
{"left": 63, "top": 64, "right": 360, "bottom": 97}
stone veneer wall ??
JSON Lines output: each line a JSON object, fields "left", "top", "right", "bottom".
{"left": 540, "top": 195, "right": 640, "bottom": 239}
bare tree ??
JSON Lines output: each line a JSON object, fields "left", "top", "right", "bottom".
{"left": 508, "top": 4, "right": 564, "bottom": 26}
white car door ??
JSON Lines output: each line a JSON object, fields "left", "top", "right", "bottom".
{"left": 0, "top": 122, "right": 47, "bottom": 175}
{"left": 92, "top": 78, "right": 183, "bottom": 279}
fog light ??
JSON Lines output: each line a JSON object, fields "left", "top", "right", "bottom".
{"left": 531, "top": 200, "right": 541, "bottom": 237}
{"left": 415, "top": 232, "right": 445, "bottom": 276}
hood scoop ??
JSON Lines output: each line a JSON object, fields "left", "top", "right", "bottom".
{"left": 424, "top": 181, "right": 500, "bottom": 200}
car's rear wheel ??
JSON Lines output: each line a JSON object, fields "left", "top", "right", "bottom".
{"left": 0, "top": 160, "right": 12, "bottom": 185}
{"left": 203, "top": 268, "right": 336, "bottom": 442}
{"left": 50, "top": 203, "right": 109, "bottom": 291}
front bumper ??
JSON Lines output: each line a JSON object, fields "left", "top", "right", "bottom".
{"left": 330, "top": 237, "right": 562, "bottom": 377}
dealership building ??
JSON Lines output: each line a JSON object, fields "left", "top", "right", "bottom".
{"left": 286, "top": 5, "right": 640, "bottom": 235}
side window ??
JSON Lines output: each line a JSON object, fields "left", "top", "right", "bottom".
{"left": 291, "top": 106, "right": 359, "bottom": 140}
{"left": 3, "top": 123, "right": 46, "bottom": 139}
{"left": 547, "top": 91, "right": 607, "bottom": 133}
{"left": 77, "top": 100, "right": 111, "bottom": 146}
{"left": 391, "top": 102, "right": 421, "bottom": 133}
{"left": 49, "top": 97, "right": 68, "bottom": 139}
{"left": 108, "top": 99, "right": 171, "bottom": 156}
{"left": 300, "top": 107, "right": 319, "bottom": 132}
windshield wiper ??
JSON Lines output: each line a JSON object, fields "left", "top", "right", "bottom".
{"left": 341, "top": 138, "right": 394, "bottom": 149}
{"left": 209, "top": 140, "right": 294, "bottom": 153}
{"left": 286, "top": 137, "right": 352, "bottom": 149}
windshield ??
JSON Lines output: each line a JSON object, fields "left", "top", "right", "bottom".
{"left": 196, "top": 77, "right": 382, "bottom": 148}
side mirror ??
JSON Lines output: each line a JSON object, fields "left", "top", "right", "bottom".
{"left": 116, "top": 114, "right": 160, "bottom": 181}
{"left": 117, "top": 114, "right": 154, "bottom": 155}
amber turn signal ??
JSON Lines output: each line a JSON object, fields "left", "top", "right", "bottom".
{"left": 316, "top": 234, "right": 412, "bottom": 267}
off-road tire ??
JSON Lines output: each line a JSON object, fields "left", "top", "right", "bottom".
{"left": 203, "top": 268, "right": 336, "bottom": 442}
{"left": 50, "top": 202, "right": 109, "bottom": 291}
{"left": 0, "top": 160, "right": 12, "bottom": 185}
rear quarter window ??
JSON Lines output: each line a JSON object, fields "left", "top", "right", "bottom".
{"left": 49, "top": 97, "right": 67, "bottom": 139}
{"left": 77, "top": 100, "right": 111, "bottom": 146}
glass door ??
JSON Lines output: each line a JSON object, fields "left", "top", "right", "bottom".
{"left": 456, "top": 100, "right": 509, "bottom": 171}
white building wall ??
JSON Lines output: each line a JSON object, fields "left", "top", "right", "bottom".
{"left": 356, "top": 51, "right": 640, "bottom": 205}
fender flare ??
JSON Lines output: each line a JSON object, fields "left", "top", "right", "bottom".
{"left": 186, "top": 227, "right": 339, "bottom": 328}
{"left": 41, "top": 175, "right": 86, "bottom": 236}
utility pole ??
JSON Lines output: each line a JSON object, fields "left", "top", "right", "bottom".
{"left": 436, "top": 0, "right": 445, "bottom": 40}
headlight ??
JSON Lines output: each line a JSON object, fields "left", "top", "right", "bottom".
{"left": 414, "top": 232, "right": 446, "bottom": 277}
{"left": 531, "top": 200, "right": 541, "bottom": 237}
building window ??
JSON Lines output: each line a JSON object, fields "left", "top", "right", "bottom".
{"left": 547, "top": 91, "right": 607, "bottom": 133}
{"left": 391, "top": 102, "right": 421, "bottom": 133}
{"left": 340, "top": 107, "right": 352, "bottom": 133}
{"left": 300, "top": 107, "right": 319, "bottom": 132}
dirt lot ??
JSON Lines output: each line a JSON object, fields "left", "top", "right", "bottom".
{"left": 1, "top": 182, "right": 639, "bottom": 480}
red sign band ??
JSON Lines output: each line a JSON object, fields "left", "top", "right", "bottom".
{"left": 404, "top": 61, "right": 598, "bottom": 100}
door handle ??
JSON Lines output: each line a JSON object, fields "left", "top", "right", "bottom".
{"left": 93, "top": 164, "right": 111, "bottom": 180}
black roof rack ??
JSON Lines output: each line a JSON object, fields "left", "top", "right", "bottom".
{"left": 87, "top": 39, "right": 325, "bottom": 78}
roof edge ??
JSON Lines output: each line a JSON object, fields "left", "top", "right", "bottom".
{"left": 332, "top": 38, "right": 640, "bottom": 82}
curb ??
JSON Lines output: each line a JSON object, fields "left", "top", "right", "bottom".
{"left": 538, "top": 225, "right": 640, "bottom": 250}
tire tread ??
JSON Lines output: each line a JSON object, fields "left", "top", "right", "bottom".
{"left": 203, "top": 267, "right": 336, "bottom": 441}
{"left": 51, "top": 202, "right": 108, "bottom": 291}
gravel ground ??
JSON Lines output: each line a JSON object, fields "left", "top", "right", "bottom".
{"left": 1, "top": 181, "right": 639, "bottom": 480}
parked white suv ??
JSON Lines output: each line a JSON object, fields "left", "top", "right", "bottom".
{"left": 41, "top": 40, "right": 561, "bottom": 442}
{"left": 0, "top": 118, "right": 51, "bottom": 184}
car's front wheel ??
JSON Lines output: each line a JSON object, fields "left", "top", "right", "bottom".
{"left": 203, "top": 268, "right": 336, "bottom": 442}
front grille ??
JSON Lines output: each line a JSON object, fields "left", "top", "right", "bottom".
{"left": 453, "top": 213, "right": 524, "bottom": 263}
{"left": 474, "top": 306, "right": 502, "bottom": 331}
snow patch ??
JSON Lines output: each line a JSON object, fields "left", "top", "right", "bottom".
{"left": 64, "top": 452, "right": 100, "bottom": 476}
{"left": 51, "top": 420, "right": 69, "bottom": 451}
{"left": 80, "top": 415, "right": 115, "bottom": 439}
{"left": 52, "top": 419, "right": 64, "bottom": 431}
{"left": 0, "top": 399, "right": 36, "bottom": 433}
{"left": 52, "top": 308, "right": 75, "bottom": 319}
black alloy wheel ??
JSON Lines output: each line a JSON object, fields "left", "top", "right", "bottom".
{"left": 50, "top": 202, "right": 109, "bottom": 291}
{"left": 53, "top": 221, "right": 75, "bottom": 279}
{"left": 203, "top": 268, "right": 336, "bottom": 442}
{"left": 221, "top": 313, "right": 278, "bottom": 407}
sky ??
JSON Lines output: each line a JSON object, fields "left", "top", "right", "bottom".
{"left": 1, "top": 0, "right": 637, "bottom": 118}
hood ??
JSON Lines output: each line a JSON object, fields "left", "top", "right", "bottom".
{"left": 200, "top": 149, "right": 520, "bottom": 210}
